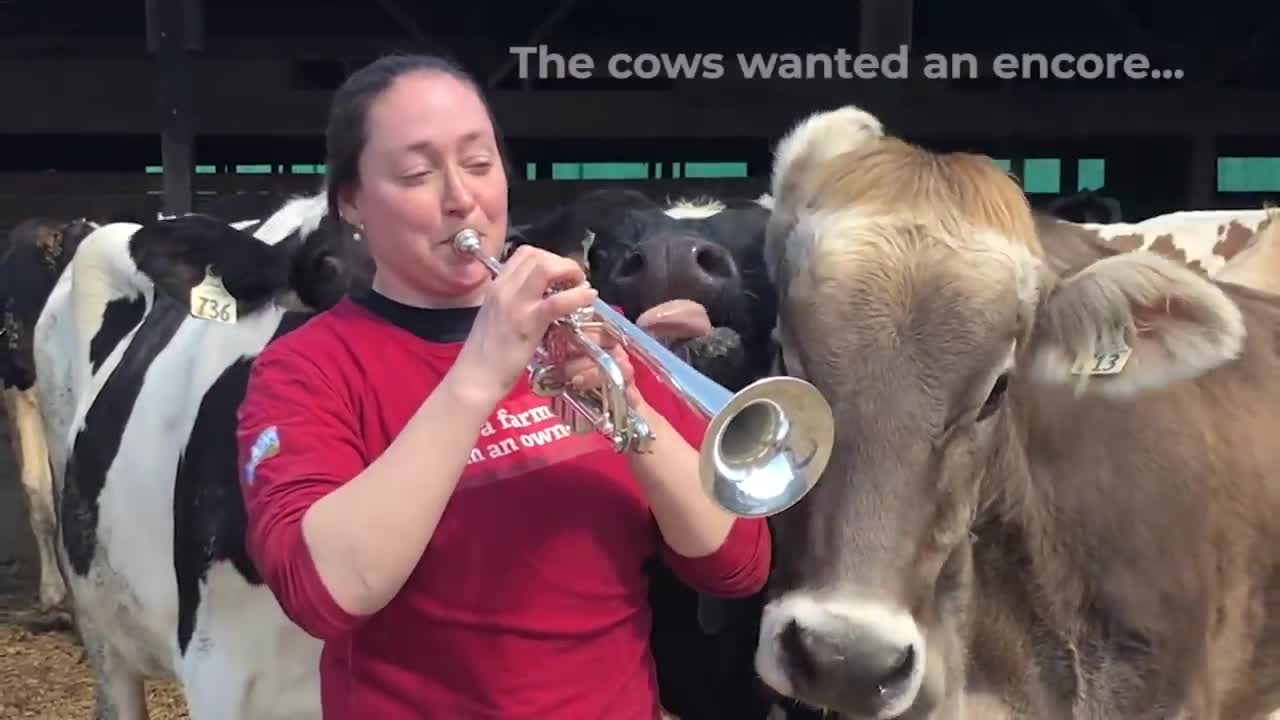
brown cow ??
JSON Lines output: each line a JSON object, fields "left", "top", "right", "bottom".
{"left": 752, "top": 105, "right": 1280, "bottom": 719}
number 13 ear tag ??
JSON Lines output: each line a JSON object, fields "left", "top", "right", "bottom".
{"left": 1070, "top": 340, "right": 1132, "bottom": 375}
{"left": 190, "top": 267, "right": 237, "bottom": 324}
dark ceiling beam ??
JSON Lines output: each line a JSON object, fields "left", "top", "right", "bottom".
{"left": 371, "top": 0, "right": 429, "bottom": 45}
{"left": 0, "top": 34, "right": 510, "bottom": 64}
{"left": 0, "top": 57, "right": 1276, "bottom": 140}
{"left": 4, "top": 86, "right": 1280, "bottom": 139}
{"left": 1078, "top": 0, "right": 1165, "bottom": 52}
{"left": 859, "top": 0, "right": 912, "bottom": 55}
{"left": 485, "top": 87, "right": 1280, "bottom": 140}
{"left": 1211, "top": 5, "right": 1280, "bottom": 83}
{"left": 485, "top": 0, "right": 582, "bottom": 88}
{"left": 859, "top": 0, "right": 912, "bottom": 101}
{"left": 144, "top": 0, "right": 200, "bottom": 215}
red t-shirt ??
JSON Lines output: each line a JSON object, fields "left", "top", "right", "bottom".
{"left": 235, "top": 294, "right": 772, "bottom": 719}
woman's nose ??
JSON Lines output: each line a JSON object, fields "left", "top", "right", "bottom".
{"left": 441, "top": 169, "right": 477, "bottom": 215}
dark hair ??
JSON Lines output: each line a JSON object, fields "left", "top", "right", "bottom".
{"left": 323, "top": 53, "right": 512, "bottom": 228}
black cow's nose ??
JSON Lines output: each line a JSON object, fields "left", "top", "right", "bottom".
{"left": 689, "top": 239, "right": 736, "bottom": 282}
{"left": 610, "top": 236, "right": 738, "bottom": 295}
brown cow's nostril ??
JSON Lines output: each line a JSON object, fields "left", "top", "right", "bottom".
{"left": 779, "top": 619, "right": 818, "bottom": 682}
{"left": 878, "top": 644, "right": 914, "bottom": 694}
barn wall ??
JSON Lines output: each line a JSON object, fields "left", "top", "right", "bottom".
{"left": 0, "top": 172, "right": 770, "bottom": 236}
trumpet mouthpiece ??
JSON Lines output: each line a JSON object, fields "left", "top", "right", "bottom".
{"left": 452, "top": 228, "right": 482, "bottom": 254}
{"left": 452, "top": 228, "right": 504, "bottom": 277}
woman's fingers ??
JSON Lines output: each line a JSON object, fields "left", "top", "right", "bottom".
{"left": 507, "top": 246, "right": 586, "bottom": 297}
{"left": 484, "top": 244, "right": 596, "bottom": 342}
{"left": 538, "top": 285, "right": 597, "bottom": 325}
{"left": 557, "top": 355, "right": 598, "bottom": 387}
{"left": 555, "top": 345, "right": 635, "bottom": 392}
{"left": 577, "top": 324, "right": 618, "bottom": 350}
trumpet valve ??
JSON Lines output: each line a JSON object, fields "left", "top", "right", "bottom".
{"left": 551, "top": 395, "right": 600, "bottom": 436}
{"left": 568, "top": 304, "right": 596, "bottom": 326}
{"left": 529, "top": 365, "right": 566, "bottom": 397}
{"left": 627, "top": 413, "right": 656, "bottom": 454}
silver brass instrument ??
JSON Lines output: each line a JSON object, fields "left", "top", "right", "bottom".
{"left": 452, "top": 228, "right": 834, "bottom": 518}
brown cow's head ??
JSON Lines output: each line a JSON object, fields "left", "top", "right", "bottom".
{"left": 753, "top": 106, "right": 1246, "bottom": 718}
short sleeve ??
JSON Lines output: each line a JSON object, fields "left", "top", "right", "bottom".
{"left": 236, "top": 341, "right": 370, "bottom": 639}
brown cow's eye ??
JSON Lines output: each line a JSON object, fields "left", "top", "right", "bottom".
{"left": 976, "top": 373, "right": 1008, "bottom": 422}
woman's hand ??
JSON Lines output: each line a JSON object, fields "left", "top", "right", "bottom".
{"left": 451, "top": 245, "right": 598, "bottom": 406}
{"left": 552, "top": 299, "right": 714, "bottom": 407}
{"left": 559, "top": 337, "right": 642, "bottom": 405}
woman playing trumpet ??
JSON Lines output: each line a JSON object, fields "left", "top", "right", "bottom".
{"left": 234, "top": 52, "right": 772, "bottom": 719}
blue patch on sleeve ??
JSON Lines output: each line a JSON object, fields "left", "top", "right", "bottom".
{"left": 243, "top": 425, "right": 280, "bottom": 486}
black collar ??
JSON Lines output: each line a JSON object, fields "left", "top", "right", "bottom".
{"left": 350, "top": 288, "right": 478, "bottom": 343}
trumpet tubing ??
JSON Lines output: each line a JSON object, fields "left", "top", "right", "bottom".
{"left": 452, "top": 228, "right": 836, "bottom": 518}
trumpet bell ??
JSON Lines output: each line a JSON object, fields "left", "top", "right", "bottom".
{"left": 703, "top": 375, "right": 834, "bottom": 517}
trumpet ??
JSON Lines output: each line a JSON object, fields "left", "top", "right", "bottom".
{"left": 452, "top": 228, "right": 835, "bottom": 518}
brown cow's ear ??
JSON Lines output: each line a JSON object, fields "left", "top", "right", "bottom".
{"left": 1021, "top": 251, "right": 1245, "bottom": 398}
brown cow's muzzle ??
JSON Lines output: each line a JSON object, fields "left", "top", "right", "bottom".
{"left": 755, "top": 593, "right": 927, "bottom": 719}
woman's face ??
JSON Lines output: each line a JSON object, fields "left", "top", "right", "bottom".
{"left": 339, "top": 69, "right": 509, "bottom": 307}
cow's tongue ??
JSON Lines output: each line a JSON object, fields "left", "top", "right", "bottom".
{"left": 635, "top": 299, "right": 713, "bottom": 340}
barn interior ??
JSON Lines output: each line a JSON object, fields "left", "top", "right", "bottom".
{"left": 1, "top": 0, "right": 1278, "bottom": 232}
{"left": 2, "top": 0, "right": 1280, "bottom": 714}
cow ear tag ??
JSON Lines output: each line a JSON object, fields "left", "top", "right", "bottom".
{"left": 190, "top": 266, "right": 238, "bottom": 324}
{"left": 1070, "top": 340, "right": 1132, "bottom": 375}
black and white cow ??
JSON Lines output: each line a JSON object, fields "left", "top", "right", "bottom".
{"left": 509, "top": 188, "right": 780, "bottom": 393}
{"left": 1, "top": 216, "right": 99, "bottom": 615}
{"left": 0, "top": 210, "right": 267, "bottom": 622}
{"left": 32, "top": 186, "right": 801, "bottom": 719}
{"left": 34, "top": 194, "right": 363, "bottom": 718}
{"left": 512, "top": 187, "right": 820, "bottom": 720}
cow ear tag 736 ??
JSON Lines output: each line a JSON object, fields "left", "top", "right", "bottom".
{"left": 190, "top": 266, "right": 238, "bottom": 324}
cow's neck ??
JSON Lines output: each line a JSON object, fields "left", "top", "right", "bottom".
{"left": 959, "top": 404, "right": 1063, "bottom": 716}
{"left": 964, "top": 390, "right": 1169, "bottom": 717}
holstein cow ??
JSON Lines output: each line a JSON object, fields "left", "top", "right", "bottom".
{"left": 33, "top": 188, "right": 794, "bottom": 719}
{"left": 1213, "top": 208, "right": 1280, "bottom": 293}
{"left": 0, "top": 210, "right": 261, "bottom": 614}
{"left": 1, "top": 216, "right": 99, "bottom": 615}
{"left": 753, "top": 105, "right": 1280, "bottom": 719}
{"left": 1040, "top": 206, "right": 1272, "bottom": 277}
{"left": 511, "top": 187, "right": 809, "bottom": 720}
{"left": 34, "top": 195, "right": 363, "bottom": 718}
